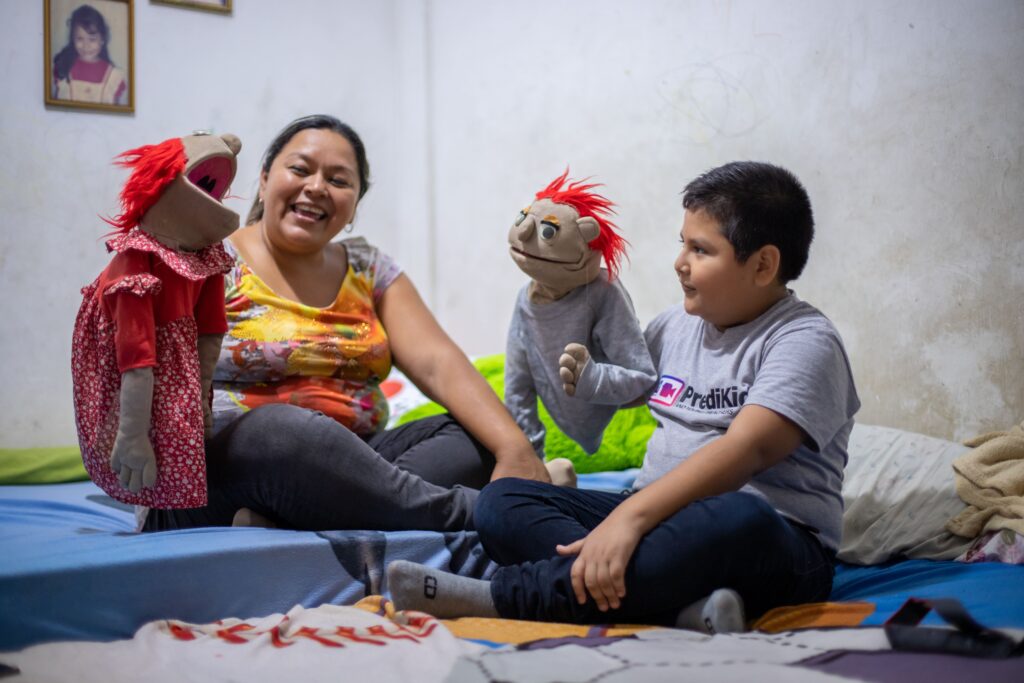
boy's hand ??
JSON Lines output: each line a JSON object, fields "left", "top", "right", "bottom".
{"left": 558, "top": 343, "right": 591, "bottom": 397}
{"left": 556, "top": 512, "right": 643, "bottom": 611}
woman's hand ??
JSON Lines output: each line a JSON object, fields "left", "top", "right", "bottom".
{"left": 381, "top": 275, "right": 553, "bottom": 484}
{"left": 556, "top": 511, "right": 644, "bottom": 612}
{"left": 490, "top": 443, "right": 551, "bottom": 483}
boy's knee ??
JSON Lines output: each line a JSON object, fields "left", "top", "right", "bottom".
{"left": 716, "top": 493, "right": 787, "bottom": 543}
{"left": 681, "top": 493, "right": 778, "bottom": 551}
{"left": 474, "top": 477, "right": 542, "bottom": 537}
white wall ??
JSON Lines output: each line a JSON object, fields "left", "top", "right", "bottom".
{"left": 0, "top": 0, "right": 415, "bottom": 446}
{"left": 1, "top": 0, "right": 1021, "bottom": 447}
{"left": 426, "top": 0, "right": 1024, "bottom": 442}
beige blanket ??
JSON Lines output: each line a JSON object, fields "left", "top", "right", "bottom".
{"left": 946, "top": 420, "right": 1024, "bottom": 537}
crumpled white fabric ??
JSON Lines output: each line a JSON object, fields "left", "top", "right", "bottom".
{"left": 2, "top": 603, "right": 481, "bottom": 683}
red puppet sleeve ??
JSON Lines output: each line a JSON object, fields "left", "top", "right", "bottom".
{"left": 102, "top": 251, "right": 160, "bottom": 372}
{"left": 194, "top": 273, "right": 228, "bottom": 336}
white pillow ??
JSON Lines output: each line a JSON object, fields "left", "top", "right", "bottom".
{"left": 838, "top": 423, "right": 973, "bottom": 564}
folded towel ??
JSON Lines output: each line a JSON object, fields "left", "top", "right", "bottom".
{"left": 946, "top": 420, "right": 1024, "bottom": 538}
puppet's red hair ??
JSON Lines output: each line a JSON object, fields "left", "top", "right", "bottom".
{"left": 534, "top": 169, "right": 628, "bottom": 280}
{"left": 103, "top": 138, "right": 186, "bottom": 233}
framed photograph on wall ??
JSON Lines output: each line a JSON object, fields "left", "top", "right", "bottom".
{"left": 44, "top": 0, "right": 134, "bottom": 113}
{"left": 151, "top": 0, "right": 232, "bottom": 14}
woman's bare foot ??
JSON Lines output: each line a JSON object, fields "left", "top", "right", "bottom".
{"left": 545, "top": 457, "right": 577, "bottom": 488}
{"left": 232, "top": 507, "right": 278, "bottom": 528}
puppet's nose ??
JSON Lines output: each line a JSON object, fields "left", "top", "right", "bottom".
{"left": 515, "top": 215, "right": 536, "bottom": 240}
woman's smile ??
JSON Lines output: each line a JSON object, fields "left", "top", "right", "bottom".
{"left": 290, "top": 202, "right": 328, "bottom": 223}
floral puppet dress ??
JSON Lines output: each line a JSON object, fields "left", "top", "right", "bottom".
{"left": 72, "top": 228, "right": 232, "bottom": 508}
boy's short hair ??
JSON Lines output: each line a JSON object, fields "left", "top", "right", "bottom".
{"left": 682, "top": 161, "right": 814, "bottom": 283}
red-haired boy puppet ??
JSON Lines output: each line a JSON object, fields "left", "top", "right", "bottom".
{"left": 72, "top": 132, "right": 242, "bottom": 509}
{"left": 506, "top": 171, "right": 656, "bottom": 457}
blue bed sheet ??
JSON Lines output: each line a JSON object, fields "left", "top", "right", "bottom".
{"left": 0, "top": 470, "right": 640, "bottom": 651}
{"left": 5, "top": 469, "right": 1021, "bottom": 653}
{"left": 832, "top": 559, "right": 1024, "bottom": 628}
{"left": 0, "top": 481, "right": 492, "bottom": 651}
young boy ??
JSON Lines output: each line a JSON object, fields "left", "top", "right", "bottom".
{"left": 388, "top": 161, "right": 860, "bottom": 631}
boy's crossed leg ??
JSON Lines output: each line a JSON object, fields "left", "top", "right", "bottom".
{"left": 384, "top": 479, "right": 815, "bottom": 633}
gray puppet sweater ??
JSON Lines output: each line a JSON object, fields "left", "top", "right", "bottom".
{"left": 505, "top": 274, "right": 657, "bottom": 456}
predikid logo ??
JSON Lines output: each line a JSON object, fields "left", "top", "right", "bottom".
{"left": 649, "top": 376, "right": 686, "bottom": 407}
{"left": 649, "top": 375, "right": 748, "bottom": 413}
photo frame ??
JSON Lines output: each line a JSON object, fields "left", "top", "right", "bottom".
{"left": 151, "top": 0, "right": 232, "bottom": 14}
{"left": 44, "top": 0, "right": 134, "bottom": 113}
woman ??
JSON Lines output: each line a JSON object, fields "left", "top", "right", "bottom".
{"left": 144, "top": 115, "right": 550, "bottom": 532}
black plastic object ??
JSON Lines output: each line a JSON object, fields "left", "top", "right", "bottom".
{"left": 884, "top": 597, "right": 1024, "bottom": 659}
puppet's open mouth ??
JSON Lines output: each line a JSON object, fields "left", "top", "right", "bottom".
{"left": 509, "top": 247, "right": 580, "bottom": 265}
{"left": 186, "top": 156, "right": 233, "bottom": 201}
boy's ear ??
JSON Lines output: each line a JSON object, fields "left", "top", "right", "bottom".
{"left": 753, "top": 245, "right": 782, "bottom": 286}
{"left": 577, "top": 216, "right": 600, "bottom": 242}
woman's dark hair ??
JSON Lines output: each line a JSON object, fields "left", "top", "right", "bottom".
{"left": 682, "top": 161, "right": 814, "bottom": 284}
{"left": 53, "top": 5, "right": 113, "bottom": 81}
{"left": 247, "top": 115, "right": 371, "bottom": 224}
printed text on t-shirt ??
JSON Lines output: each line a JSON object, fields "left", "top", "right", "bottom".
{"left": 649, "top": 375, "right": 748, "bottom": 413}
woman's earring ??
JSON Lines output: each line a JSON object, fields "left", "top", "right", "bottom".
{"left": 344, "top": 224, "right": 354, "bottom": 233}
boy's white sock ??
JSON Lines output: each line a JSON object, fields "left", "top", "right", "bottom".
{"left": 674, "top": 588, "right": 747, "bottom": 634}
{"left": 387, "top": 560, "right": 498, "bottom": 618}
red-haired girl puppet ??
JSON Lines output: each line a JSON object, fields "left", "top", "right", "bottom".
{"left": 506, "top": 170, "right": 656, "bottom": 456}
{"left": 72, "top": 132, "right": 242, "bottom": 509}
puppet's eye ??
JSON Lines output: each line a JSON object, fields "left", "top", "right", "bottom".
{"left": 540, "top": 221, "right": 559, "bottom": 240}
{"left": 515, "top": 209, "right": 528, "bottom": 226}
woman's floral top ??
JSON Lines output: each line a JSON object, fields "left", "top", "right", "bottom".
{"left": 212, "top": 237, "right": 402, "bottom": 436}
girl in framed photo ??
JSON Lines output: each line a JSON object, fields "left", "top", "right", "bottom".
{"left": 52, "top": 4, "right": 127, "bottom": 106}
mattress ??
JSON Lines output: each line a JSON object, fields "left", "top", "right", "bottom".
{"left": 0, "top": 471, "right": 639, "bottom": 651}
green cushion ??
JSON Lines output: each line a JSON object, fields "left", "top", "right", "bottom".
{"left": 397, "top": 354, "right": 654, "bottom": 473}
{"left": 0, "top": 446, "right": 88, "bottom": 485}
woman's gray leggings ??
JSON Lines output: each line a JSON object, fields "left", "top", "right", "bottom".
{"left": 143, "top": 404, "right": 494, "bottom": 532}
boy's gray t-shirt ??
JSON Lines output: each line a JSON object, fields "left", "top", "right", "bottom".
{"left": 636, "top": 293, "right": 860, "bottom": 551}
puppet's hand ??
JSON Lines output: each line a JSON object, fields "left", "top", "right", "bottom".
{"left": 110, "top": 368, "right": 158, "bottom": 493}
{"left": 110, "top": 433, "right": 157, "bottom": 493}
{"left": 559, "top": 343, "right": 591, "bottom": 397}
{"left": 197, "top": 334, "right": 223, "bottom": 439}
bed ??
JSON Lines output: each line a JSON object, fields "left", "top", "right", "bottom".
{"left": 1, "top": 362, "right": 1022, "bottom": 681}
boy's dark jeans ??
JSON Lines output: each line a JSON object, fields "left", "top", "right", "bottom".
{"left": 476, "top": 478, "right": 834, "bottom": 624}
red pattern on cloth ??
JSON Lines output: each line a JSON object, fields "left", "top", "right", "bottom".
{"left": 71, "top": 229, "right": 232, "bottom": 508}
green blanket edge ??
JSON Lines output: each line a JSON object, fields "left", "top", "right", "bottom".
{"left": 1, "top": 354, "right": 653, "bottom": 484}
{"left": 0, "top": 446, "right": 88, "bottom": 485}
{"left": 397, "top": 354, "right": 654, "bottom": 473}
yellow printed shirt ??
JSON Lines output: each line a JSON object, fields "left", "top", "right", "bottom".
{"left": 211, "top": 238, "right": 402, "bottom": 436}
